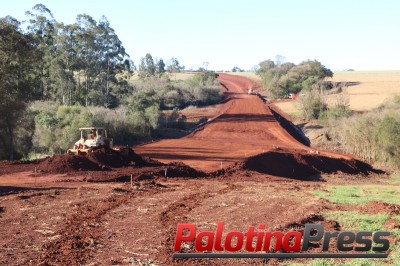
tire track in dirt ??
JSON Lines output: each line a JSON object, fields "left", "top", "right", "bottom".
{"left": 158, "top": 182, "right": 241, "bottom": 265}
{"left": 31, "top": 182, "right": 167, "bottom": 266}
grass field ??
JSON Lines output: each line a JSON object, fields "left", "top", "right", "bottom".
{"left": 275, "top": 71, "right": 400, "bottom": 115}
{"left": 223, "top": 71, "right": 262, "bottom": 82}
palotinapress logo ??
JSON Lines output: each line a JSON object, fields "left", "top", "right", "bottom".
{"left": 173, "top": 222, "right": 390, "bottom": 259}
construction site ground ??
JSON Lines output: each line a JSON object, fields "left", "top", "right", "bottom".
{"left": 0, "top": 74, "right": 398, "bottom": 265}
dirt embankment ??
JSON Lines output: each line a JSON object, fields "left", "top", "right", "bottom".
{"left": 238, "top": 149, "right": 381, "bottom": 179}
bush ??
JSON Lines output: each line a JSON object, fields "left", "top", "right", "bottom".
{"left": 375, "top": 116, "right": 400, "bottom": 165}
{"left": 30, "top": 104, "right": 148, "bottom": 155}
{"left": 325, "top": 96, "right": 400, "bottom": 167}
{"left": 319, "top": 104, "right": 352, "bottom": 121}
{"left": 296, "top": 89, "right": 327, "bottom": 119}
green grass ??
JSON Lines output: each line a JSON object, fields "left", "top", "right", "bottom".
{"left": 285, "top": 259, "right": 335, "bottom": 266}
{"left": 285, "top": 211, "right": 397, "bottom": 266}
{"left": 312, "top": 175, "right": 400, "bottom": 204}
{"left": 292, "top": 174, "right": 400, "bottom": 265}
{"left": 324, "top": 211, "right": 388, "bottom": 231}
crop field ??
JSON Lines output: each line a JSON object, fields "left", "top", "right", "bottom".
{"left": 274, "top": 71, "right": 400, "bottom": 116}
{"left": 224, "top": 72, "right": 262, "bottom": 82}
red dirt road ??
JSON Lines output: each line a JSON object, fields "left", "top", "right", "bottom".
{"left": 136, "top": 74, "right": 346, "bottom": 172}
{"left": 0, "top": 74, "right": 391, "bottom": 266}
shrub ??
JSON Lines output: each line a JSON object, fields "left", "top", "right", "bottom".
{"left": 296, "top": 89, "right": 327, "bottom": 119}
{"left": 324, "top": 96, "right": 400, "bottom": 167}
{"left": 319, "top": 104, "right": 352, "bottom": 121}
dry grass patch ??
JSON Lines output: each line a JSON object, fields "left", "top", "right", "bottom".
{"left": 326, "top": 71, "right": 400, "bottom": 111}
{"left": 224, "top": 72, "right": 262, "bottom": 82}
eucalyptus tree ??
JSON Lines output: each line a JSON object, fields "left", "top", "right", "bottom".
{"left": 73, "top": 14, "right": 99, "bottom": 106}
{"left": 138, "top": 53, "right": 156, "bottom": 79}
{"left": 49, "top": 22, "right": 79, "bottom": 105}
{"left": 96, "top": 16, "right": 129, "bottom": 107}
{"left": 0, "top": 17, "right": 37, "bottom": 159}
{"left": 25, "top": 4, "right": 56, "bottom": 99}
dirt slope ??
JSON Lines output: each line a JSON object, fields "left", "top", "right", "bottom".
{"left": 135, "top": 74, "right": 357, "bottom": 173}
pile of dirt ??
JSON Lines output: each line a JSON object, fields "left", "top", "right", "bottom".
{"left": 37, "top": 148, "right": 161, "bottom": 174}
{"left": 162, "top": 162, "right": 206, "bottom": 178}
{"left": 86, "top": 147, "right": 154, "bottom": 168}
{"left": 37, "top": 154, "right": 100, "bottom": 173}
{"left": 239, "top": 150, "right": 379, "bottom": 179}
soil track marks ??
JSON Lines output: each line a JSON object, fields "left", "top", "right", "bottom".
{"left": 28, "top": 182, "right": 167, "bottom": 265}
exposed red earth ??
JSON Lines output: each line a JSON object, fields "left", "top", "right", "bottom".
{"left": 0, "top": 74, "right": 394, "bottom": 266}
{"left": 136, "top": 73, "right": 375, "bottom": 177}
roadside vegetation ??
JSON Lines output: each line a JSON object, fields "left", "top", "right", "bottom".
{"left": 256, "top": 58, "right": 333, "bottom": 101}
{"left": 323, "top": 95, "right": 400, "bottom": 166}
{"left": 256, "top": 57, "right": 400, "bottom": 169}
{"left": 0, "top": 4, "right": 222, "bottom": 160}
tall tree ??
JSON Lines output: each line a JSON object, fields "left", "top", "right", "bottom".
{"left": 25, "top": 4, "right": 56, "bottom": 99}
{"left": 73, "top": 14, "right": 99, "bottom": 106}
{"left": 50, "top": 22, "right": 78, "bottom": 105}
{"left": 96, "top": 16, "right": 129, "bottom": 107}
{"left": 138, "top": 53, "right": 155, "bottom": 79}
{"left": 167, "top": 57, "right": 181, "bottom": 72}
{"left": 155, "top": 58, "right": 166, "bottom": 77}
{"left": 0, "top": 17, "right": 37, "bottom": 159}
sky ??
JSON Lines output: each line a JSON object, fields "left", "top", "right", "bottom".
{"left": 2, "top": 0, "right": 400, "bottom": 71}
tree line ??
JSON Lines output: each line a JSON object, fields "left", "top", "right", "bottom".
{"left": 0, "top": 4, "right": 222, "bottom": 160}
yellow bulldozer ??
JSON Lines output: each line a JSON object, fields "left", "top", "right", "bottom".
{"left": 67, "top": 127, "right": 113, "bottom": 154}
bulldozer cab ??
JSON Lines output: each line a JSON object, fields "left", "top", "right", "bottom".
{"left": 80, "top": 127, "right": 107, "bottom": 141}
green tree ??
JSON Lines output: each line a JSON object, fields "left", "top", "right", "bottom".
{"left": 96, "top": 16, "right": 129, "bottom": 108}
{"left": 73, "top": 14, "right": 100, "bottom": 106}
{"left": 50, "top": 22, "right": 78, "bottom": 105}
{"left": 232, "top": 66, "right": 243, "bottom": 72}
{"left": 375, "top": 116, "right": 400, "bottom": 164}
{"left": 297, "top": 89, "right": 327, "bottom": 119}
{"left": 256, "top": 59, "right": 332, "bottom": 99}
{"left": 138, "top": 53, "right": 155, "bottom": 79}
{"left": 156, "top": 58, "right": 166, "bottom": 77}
{"left": 0, "top": 17, "right": 37, "bottom": 159}
{"left": 25, "top": 4, "right": 56, "bottom": 99}
{"left": 167, "top": 57, "right": 181, "bottom": 72}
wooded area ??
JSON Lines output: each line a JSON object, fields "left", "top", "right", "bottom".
{"left": 0, "top": 4, "right": 222, "bottom": 159}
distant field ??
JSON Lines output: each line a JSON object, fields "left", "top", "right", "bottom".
{"left": 224, "top": 72, "right": 262, "bottom": 82}
{"left": 275, "top": 70, "right": 400, "bottom": 115}
{"left": 167, "top": 72, "right": 196, "bottom": 81}
{"left": 328, "top": 71, "right": 400, "bottom": 111}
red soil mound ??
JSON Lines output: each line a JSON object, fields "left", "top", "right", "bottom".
{"left": 86, "top": 148, "right": 150, "bottom": 168}
{"left": 240, "top": 149, "right": 378, "bottom": 179}
{"left": 163, "top": 162, "right": 206, "bottom": 178}
{"left": 37, "top": 148, "right": 160, "bottom": 174}
{"left": 37, "top": 155, "right": 100, "bottom": 173}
